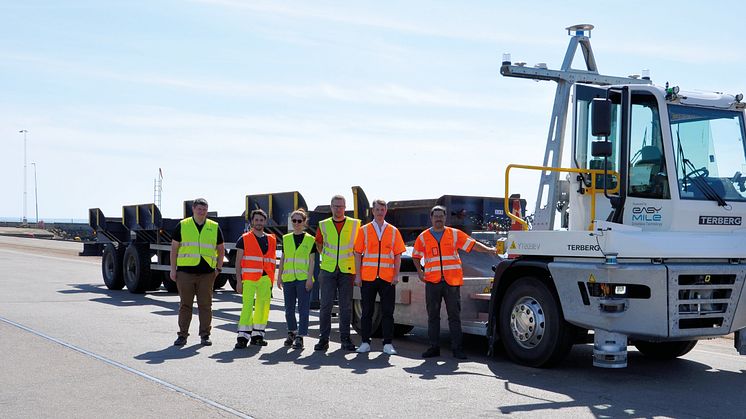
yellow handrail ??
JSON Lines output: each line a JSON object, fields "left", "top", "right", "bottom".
{"left": 505, "top": 164, "right": 620, "bottom": 231}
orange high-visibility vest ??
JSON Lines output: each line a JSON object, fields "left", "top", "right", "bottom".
{"left": 240, "top": 232, "right": 277, "bottom": 283}
{"left": 354, "top": 222, "right": 406, "bottom": 282}
{"left": 412, "top": 227, "right": 476, "bottom": 286}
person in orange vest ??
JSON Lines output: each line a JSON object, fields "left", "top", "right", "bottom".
{"left": 235, "top": 209, "right": 277, "bottom": 348}
{"left": 314, "top": 194, "right": 360, "bottom": 352}
{"left": 412, "top": 205, "right": 497, "bottom": 360}
{"left": 353, "top": 199, "right": 407, "bottom": 355}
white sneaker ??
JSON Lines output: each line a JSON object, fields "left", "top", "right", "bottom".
{"left": 383, "top": 344, "right": 397, "bottom": 355}
{"left": 356, "top": 342, "right": 371, "bottom": 353}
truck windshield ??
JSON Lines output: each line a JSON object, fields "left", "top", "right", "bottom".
{"left": 669, "top": 105, "right": 746, "bottom": 202}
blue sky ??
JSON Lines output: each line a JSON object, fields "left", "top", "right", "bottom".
{"left": 3, "top": 1, "right": 745, "bottom": 221}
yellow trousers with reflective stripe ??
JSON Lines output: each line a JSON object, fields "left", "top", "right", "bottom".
{"left": 238, "top": 275, "right": 272, "bottom": 335}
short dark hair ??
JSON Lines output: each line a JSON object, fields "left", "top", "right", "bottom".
{"left": 250, "top": 209, "right": 268, "bottom": 220}
{"left": 372, "top": 199, "right": 387, "bottom": 208}
{"left": 193, "top": 198, "right": 208, "bottom": 208}
{"left": 430, "top": 205, "right": 447, "bottom": 216}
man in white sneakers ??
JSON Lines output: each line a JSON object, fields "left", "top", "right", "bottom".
{"left": 353, "top": 199, "right": 406, "bottom": 355}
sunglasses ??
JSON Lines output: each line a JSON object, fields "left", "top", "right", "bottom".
{"left": 291, "top": 219, "right": 304, "bottom": 224}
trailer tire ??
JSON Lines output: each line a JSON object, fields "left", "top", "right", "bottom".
{"left": 214, "top": 274, "right": 228, "bottom": 290}
{"left": 633, "top": 340, "right": 697, "bottom": 360}
{"left": 163, "top": 273, "right": 179, "bottom": 293}
{"left": 102, "top": 244, "right": 125, "bottom": 290}
{"left": 393, "top": 324, "right": 414, "bottom": 337}
{"left": 498, "top": 277, "right": 573, "bottom": 368}
{"left": 352, "top": 300, "right": 382, "bottom": 338}
{"left": 227, "top": 251, "right": 238, "bottom": 292}
{"left": 123, "top": 244, "right": 151, "bottom": 294}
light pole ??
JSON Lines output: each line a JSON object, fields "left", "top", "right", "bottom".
{"left": 19, "top": 129, "right": 28, "bottom": 224}
{"left": 31, "top": 162, "right": 39, "bottom": 224}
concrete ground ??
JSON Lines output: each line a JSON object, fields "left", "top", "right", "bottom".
{"left": 1, "top": 235, "right": 745, "bottom": 418}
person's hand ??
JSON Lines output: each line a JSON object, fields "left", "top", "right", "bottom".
{"left": 277, "top": 280, "right": 283, "bottom": 290}
{"left": 214, "top": 269, "right": 220, "bottom": 278}
{"left": 236, "top": 281, "right": 243, "bottom": 294}
{"left": 169, "top": 269, "right": 177, "bottom": 282}
{"left": 305, "top": 279, "right": 313, "bottom": 291}
{"left": 391, "top": 276, "right": 399, "bottom": 286}
{"left": 354, "top": 275, "right": 362, "bottom": 287}
{"left": 417, "top": 271, "right": 425, "bottom": 282}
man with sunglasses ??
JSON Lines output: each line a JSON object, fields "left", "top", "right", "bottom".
{"left": 314, "top": 195, "right": 361, "bottom": 351}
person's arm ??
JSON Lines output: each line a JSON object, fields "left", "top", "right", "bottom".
{"left": 169, "top": 240, "right": 179, "bottom": 281}
{"left": 216, "top": 243, "right": 225, "bottom": 276}
{"left": 412, "top": 257, "right": 424, "bottom": 282}
{"left": 315, "top": 228, "right": 324, "bottom": 254}
{"left": 235, "top": 248, "right": 244, "bottom": 294}
{"left": 392, "top": 254, "right": 402, "bottom": 285}
{"left": 277, "top": 253, "right": 285, "bottom": 290}
{"left": 472, "top": 240, "right": 497, "bottom": 254}
{"left": 306, "top": 256, "right": 315, "bottom": 291}
{"left": 353, "top": 252, "right": 362, "bottom": 287}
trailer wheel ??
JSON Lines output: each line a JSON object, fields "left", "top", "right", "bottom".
{"left": 632, "top": 340, "right": 697, "bottom": 359}
{"left": 102, "top": 244, "right": 125, "bottom": 290}
{"left": 227, "top": 251, "right": 238, "bottom": 292}
{"left": 214, "top": 274, "right": 228, "bottom": 290}
{"left": 123, "top": 244, "right": 151, "bottom": 294}
{"left": 352, "top": 300, "right": 382, "bottom": 338}
{"left": 163, "top": 272, "right": 179, "bottom": 293}
{"left": 393, "top": 324, "right": 414, "bottom": 337}
{"left": 498, "top": 277, "right": 573, "bottom": 368}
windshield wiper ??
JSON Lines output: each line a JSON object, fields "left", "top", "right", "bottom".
{"left": 677, "top": 129, "right": 728, "bottom": 207}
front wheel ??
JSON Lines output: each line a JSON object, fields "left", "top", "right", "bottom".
{"left": 498, "top": 277, "right": 574, "bottom": 368}
{"left": 633, "top": 340, "right": 697, "bottom": 359}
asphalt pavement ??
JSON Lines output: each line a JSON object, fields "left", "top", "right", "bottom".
{"left": 1, "top": 235, "right": 744, "bottom": 419}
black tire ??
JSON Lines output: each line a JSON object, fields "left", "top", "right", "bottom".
{"left": 123, "top": 244, "right": 151, "bottom": 294}
{"left": 227, "top": 250, "right": 238, "bottom": 292}
{"left": 498, "top": 277, "right": 574, "bottom": 368}
{"left": 352, "top": 299, "right": 382, "bottom": 338}
{"left": 163, "top": 272, "right": 179, "bottom": 293}
{"left": 393, "top": 324, "right": 414, "bottom": 337}
{"left": 214, "top": 273, "right": 228, "bottom": 290}
{"left": 102, "top": 243, "right": 125, "bottom": 290}
{"left": 633, "top": 340, "right": 697, "bottom": 360}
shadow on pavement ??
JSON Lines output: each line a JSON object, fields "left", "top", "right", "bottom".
{"left": 134, "top": 344, "right": 202, "bottom": 364}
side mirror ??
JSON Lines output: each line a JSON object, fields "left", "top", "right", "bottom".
{"left": 591, "top": 98, "right": 612, "bottom": 137}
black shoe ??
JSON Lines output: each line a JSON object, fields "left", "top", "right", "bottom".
{"left": 250, "top": 335, "right": 268, "bottom": 346}
{"left": 284, "top": 332, "right": 296, "bottom": 347}
{"left": 422, "top": 346, "right": 440, "bottom": 358}
{"left": 174, "top": 336, "right": 187, "bottom": 346}
{"left": 314, "top": 338, "right": 329, "bottom": 351}
{"left": 340, "top": 338, "right": 356, "bottom": 351}
{"left": 234, "top": 337, "right": 248, "bottom": 349}
{"left": 200, "top": 336, "right": 212, "bottom": 346}
{"left": 291, "top": 336, "right": 304, "bottom": 349}
{"left": 453, "top": 349, "right": 467, "bottom": 360}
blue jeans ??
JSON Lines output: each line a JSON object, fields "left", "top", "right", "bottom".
{"left": 282, "top": 280, "right": 311, "bottom": 336}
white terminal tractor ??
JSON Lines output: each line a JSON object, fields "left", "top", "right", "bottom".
{"left": 492, "top": 24, "right": 746, "bottom": 368}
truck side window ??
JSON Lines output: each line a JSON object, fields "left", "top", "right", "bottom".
{"left": 628, "top": 92, "right": 670, "bottom": 199}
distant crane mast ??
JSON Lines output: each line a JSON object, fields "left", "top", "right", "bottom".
{"left": 154, "top": 168, "right": 163, "bottom": 209}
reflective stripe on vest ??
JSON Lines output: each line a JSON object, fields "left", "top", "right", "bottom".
{"left": 240, "top": 232, "right": 277, "bottom": 282}
{"left": 176, "top": 218, "right": 219, "bottom": 268}
{"left": 359, "top": 223, "right": 399, "bottom": 282}
{"left": 416, "top": 227, "right": 468, "bottom": 286}
{"left": 319, "top": 217, "right": 360, "bottom": 273}
{"left": 281, "top": 233, "right": 315, "bottom": 282}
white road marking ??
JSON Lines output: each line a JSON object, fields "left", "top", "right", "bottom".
{"left": 0, "top": 315, "right": 254, "bottom": 419}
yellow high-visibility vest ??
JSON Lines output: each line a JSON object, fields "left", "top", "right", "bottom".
{"left": 318, "top": 217, "right": 360, "bottom": 273}
{"left": 176, "top": 217, "right": 218, "bottom": 268}
{"left": 281, "top": 233, "right": 315, "bottom": 282}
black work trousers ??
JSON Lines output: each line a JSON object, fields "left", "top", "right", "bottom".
{"left": 361, "top": 278, "right": 396, "bottom": 344}
{"left": 425, "top": 280, "right": 463, "bottom": 350}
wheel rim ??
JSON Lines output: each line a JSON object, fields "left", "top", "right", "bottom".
{"left": 510, "top": 296, "right": 546, "bottom": 349}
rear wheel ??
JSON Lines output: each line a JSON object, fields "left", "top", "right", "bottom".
{"left": 633, "top": 340, "right": 697, "bottom": 359}
{"left": 102, "top": 243, "right": 125, "bottom": 290}
{"left": 123, "top": 244, "right": 151, "bottom": 294}
{"left": 498, "top": 277, "right": 574, "bottom": 368}
{"left": 352, "top": 300, "right": 382, "bottom": 338}
{"left": 214, "top": 273, "right": 228, "bottom": 290}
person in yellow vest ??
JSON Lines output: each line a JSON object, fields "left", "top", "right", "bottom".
{"left": 170, "top": 198, "right": 225, "bottom": 347}
{"left": 235, "top": 209, "right": 277, "bottom": 348}
{"left": 277, "top": 208, "right": 316, "bottom": 350}
{"left": 353, "top": 199, "right": 406, "bottom": 355}
{"left": 412, "top": 205, "right": 496, "bottom": 360}
{"left": 313, "top": 195, "right": 361, "bottom": 351}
